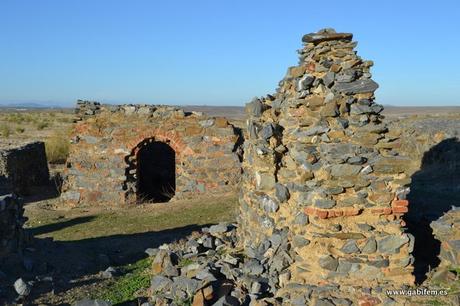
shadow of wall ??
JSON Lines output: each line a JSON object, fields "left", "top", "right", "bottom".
{"left": 405, "top": 138, "right": 460, "bottom": 283}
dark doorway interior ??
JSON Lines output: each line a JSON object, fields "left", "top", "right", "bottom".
{"left": 137, "top": 141, "right": 175, "bottom": 203}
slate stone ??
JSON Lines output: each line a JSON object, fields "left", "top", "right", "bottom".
{"left": 341, "top": 240, "right": 360, "bottom": 254}
{"left": 261, "top": 195, "right": 279, "bottom": 213}
{"left": 335, "top": 72, "right": 356, "bottom": 83}
{"left": 209, "top": 223, "right": 229, "bottom": 235}
{"left": 330, "top": 164, "right": 362, "bottom": 177}
{"left": 314, "top": 298, "right": 336, "bottom": 306}
{"left": 378, "top": 235, "right": 409, "bottom": 254}
{"left": 362, "top": 237, "right": 377, "bottom": 253}
{"left": 195, "top": 267, "right": 217, "bottom": 282}
{"left": 304, "top": 125, "right": 330, "bottom": 136}
{"left": 294, "top": 212, "right": 309, "bottom": 225}
{"left": 302, "top": 31, "right": 353, "bottom": 44}
{"left": 275, "top": 183, "right": 290, "bottom": 202}
{"left": 297, "top": 74, "right": 315, "bottom": 91}
{"left": 319, "top": 255, "right": 338, "bottom": 271}
{"left": 350, "top": 104, "right": 373, "bottom": 115}
{"left": 333, "top": 79, "right": 379, "bottom": 94}
{"left": 150, "top": 275, "right": 173, "bottom": 292}
{"left": 293, "top": 235, "right": 311, "bottom": 247}
{"left": 14, "top": 278, "right": 31, "bottom": 296}
{"left": 324, "top": 186, "right": 344, "bottom": 195}
{"left": 368, "top": 259, "right": 389, "bottom": 268}
{"left": 243, "top": 259, "right": 264, "bottom": 276}
{"left": 246, "top": 98, "right": 264, "bottom": 117}
{"left": 337, "top": 260, "right": 353, "bottom": 273}
{"left": 144, "top": 248, "right": 158, "bottom": 257}
{"left": 347, "top": 156, "right": 366, "bottom": 165}
{"left": 314, "top": 198, "right": 336, "bottom": 209}
{"left": 323, "top": 72, "right": 335, "bottom": 88}
{"left": 261, "top": 123, "right": 275, "bottom": 140}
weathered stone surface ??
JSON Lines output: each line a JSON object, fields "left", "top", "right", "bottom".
{"left": 319, "top": 255, "right": 339, "bottom": 271}
{"left": 14, "top": 278, "right": 32, "bottom": 296}
{"left": 333, "top": 79, "right": 379, "bottom": 94}
{"left": 0, "top": 141, "right": 49, "bottom": 195}
{"left": 302, "top": 31, "right": 353, "bottom": 44}
{"left": 238, "top": 28, "right": 415, "bottom": 292}
{"left": 0, "top": 194, "right": 26, "bottom": 258}
{"left": 378, "top": 235, "right": 409, "bottom": 254}
{"left": 62, "top": 101, "right": 242, "bottom": 205}
{"left": 341, "top": 240, "right": 360, "bottom": 254}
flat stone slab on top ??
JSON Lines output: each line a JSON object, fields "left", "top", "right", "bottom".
{"left": 302, "top": 29, "right": 353, "bottom": 44}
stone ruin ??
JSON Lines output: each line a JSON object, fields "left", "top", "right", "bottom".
{"left": 137, "top": 29, "right": 460, "bottom": 306}
{"left": 0, "top": 194, "right": 27, "bottom": 259}
{"left": 0, "top": 142, "right": 50, "bottom": 195}
{"left": 238, "top": 28, "right": 415, "bottom": 288}
{"left": 0, "top": 142, "right": 45, "bottom": 261}
{"left": 61, "top": 101, "right": 243, "bottom": 205}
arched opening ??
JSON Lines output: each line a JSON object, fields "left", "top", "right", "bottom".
{"left": 136, "top": 140, "right": 176, "bottom": 203}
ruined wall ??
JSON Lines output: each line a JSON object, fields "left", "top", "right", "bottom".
{"left": 0, "top": 142, "right": 50, "bottom": 195}
{"left": 238, "top": 28, "right": 415, "bottom": 289}
{"left": 61, "top": 101, "right": 242, "bottom": 206}
{"left": 431, "top": 209, "right": 460, "bottom": 271}
{"left": 0, "top": 194, "right": 27, "bottom": 258}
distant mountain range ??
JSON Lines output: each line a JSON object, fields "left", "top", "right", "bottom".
{"left": 0, "top": 102, "right": 69, "bottom": 109}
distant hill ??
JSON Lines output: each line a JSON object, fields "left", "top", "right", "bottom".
{"left": 0, "top": 102, "right": 69, "bottom": 109}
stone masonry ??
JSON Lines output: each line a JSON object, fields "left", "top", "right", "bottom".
{"left": 0, "top": 194, "right": 27, "bottom": 258}
{"left": 238, "top": 28, "right": 415, "bottom": 289}
{"left": 0, "top": 141, "right": 50, "bottom": 196}
{"left": 61, "top": 101, "right": 242, "bottom": 206}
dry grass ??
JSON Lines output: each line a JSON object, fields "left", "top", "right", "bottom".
{"left": 45, "top": 130, "right": 71, "bottom": 164}
{"left": 0, "top": 123, "right": 11, "bottom": 137}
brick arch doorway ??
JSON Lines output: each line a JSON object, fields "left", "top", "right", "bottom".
{"left": 126, "top": 138, "right": 176, "bottom": 203}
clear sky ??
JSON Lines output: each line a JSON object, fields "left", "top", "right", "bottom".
{"left": 0, "top": 0, "right": 459, "bottom": 107}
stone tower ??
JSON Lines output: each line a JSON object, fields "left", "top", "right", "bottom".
{"left": 238, "top": 28, "right": 415, "bottom": 289}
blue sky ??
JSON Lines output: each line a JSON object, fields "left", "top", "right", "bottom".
{"left": 0, "top": 0, "right": 459, "bottom": 107}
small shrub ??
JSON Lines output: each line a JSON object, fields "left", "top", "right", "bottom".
{"left": 45, "top": 131, "right": 70, "bottom": 164}
{"left": 36, "top": 121, "right": 49, "bottom": 130}
{"left": 0, "top": 124, "right": 11, "bottom": 138}
{"left": 15, "top": 126, "right": 25, "bottom": 133}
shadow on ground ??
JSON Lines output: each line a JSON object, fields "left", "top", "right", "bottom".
{"left": 30, "top": 216, "right": 96, "bottom": 236}
{"left": 405, "top": 138, "right": 460, "bottom": 284}
{"left": 0, "top": 222, "right": 209, "bottom": 305}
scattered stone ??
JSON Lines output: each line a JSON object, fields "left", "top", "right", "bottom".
{"left": 14, "top": 278, "right": 32, "bottom": 296}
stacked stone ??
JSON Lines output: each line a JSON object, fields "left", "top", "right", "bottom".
{"left": 238, "top": 28, "right": 415, "bottom": 290}
{"left": 0, "top": 194, "right": 27, "bottom": 258}
{"left": 0, "top": 142, "right": 50, "bottom": 195}
{"left": 431, "top": 208, "right": 460, "bottom": 270}
{"left": 62, "top": 101, "right": 242, "bottom": 206}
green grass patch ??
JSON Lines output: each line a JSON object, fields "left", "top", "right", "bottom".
{"left": 27, "top": 195, "right": 238, "bottom": 241}
{"left": 178, "top": 258, "right": 194, "bottom": 268}
{"left": 98, "top": 257, "right": 152, "bottom": 304}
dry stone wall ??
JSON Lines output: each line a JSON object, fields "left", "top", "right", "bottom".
{"left": 0, "top": 194, "right": 27, "bottom": 258}
{"left": 238, "top": 28, "right": 415, "bottom": 288}
{"left": 61, "top": 101, "right": 242, "bottom": 206}
{"left": 0, "top": 142, "right": 50, "bottom": 196}
{"left": 431, "top": 209, "right": 460, "bottom": 271}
